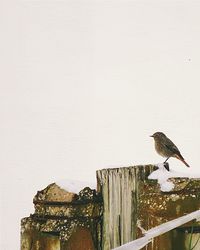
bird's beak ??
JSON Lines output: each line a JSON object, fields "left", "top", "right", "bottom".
{"left": 150, "top": 135, "right": 154, "bottom": 137}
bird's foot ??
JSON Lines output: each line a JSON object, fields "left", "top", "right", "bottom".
{"left": 163, "top": 162, "right": 170, "bottom": 171}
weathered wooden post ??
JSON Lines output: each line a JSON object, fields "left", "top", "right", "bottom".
{"left": 21, "top": 183, "right": 103, "bottom": 250}
{"left": 96, "top": 165, "right": 157, "bottom": 249}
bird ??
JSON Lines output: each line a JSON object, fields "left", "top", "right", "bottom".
{"left": 150, "top": 132, "right": 190, "bottom": 168}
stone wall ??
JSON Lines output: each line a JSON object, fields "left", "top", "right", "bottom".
{"left": 21, "top": 183, "right": 103, "bottom": 250}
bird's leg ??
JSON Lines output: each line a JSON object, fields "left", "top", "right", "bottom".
{"left": 164, "top": 157, "right": 170, "bottom": 163}
{"left": 163, "top": 157, "right": 170, "bottom": 171}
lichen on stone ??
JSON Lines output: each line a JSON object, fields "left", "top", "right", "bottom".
{"left": 21, "top": 182, "right": 103, "bottom": 250}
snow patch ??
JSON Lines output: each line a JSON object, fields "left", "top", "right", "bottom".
{"left": 148, "top": 163, "right": 200, "bottom": 192}
{"left": 148, "top": 163, "right": 174, "bottom": 191}
{"left": 56, "top": 179, "right": 96, "bottom": 194}
{"left": 160, "top": 181, "right": 174, "bottom": 192}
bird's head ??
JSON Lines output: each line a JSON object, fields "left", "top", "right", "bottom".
{"left": 150, "top": 132, "right": 166, "bottom": 140}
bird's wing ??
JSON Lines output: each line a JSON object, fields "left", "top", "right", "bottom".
{"left": 163, "top": 138, "right": 179, "bottom": 153}
{"left": 164, "top": 138, "right": 184, "bottom": 160}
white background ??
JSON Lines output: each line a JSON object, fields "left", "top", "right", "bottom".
{"left": 1, "top": 0, "right": 200, "bottom": 249}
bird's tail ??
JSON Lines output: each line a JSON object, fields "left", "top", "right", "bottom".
{"left": 175, "top": 154, "right": 190, "bottom": 168}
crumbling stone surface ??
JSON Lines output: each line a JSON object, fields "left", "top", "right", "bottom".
{"left": 139, "top": 175, "right": 200, "bottom": 250}
{"left": 34, "top": 183, "right": 77, "bottom": 203}
{"left": 78, "top": 187, "right": 98, "bottom": 201}
{"left": 21, "top": 184, "right": 103, "bottom": 250}
{"left": 140, "top": 177, "right": 200, "bottom": 220}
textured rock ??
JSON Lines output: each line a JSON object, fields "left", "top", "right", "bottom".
{"left": 139, "top": 177, "right": 200, "bottom": 250}
{"left": 21, "top": 184, "right": 103, "bottom": 250}
{"left": 34, "top": 183, "right": 77, "bottom": 203}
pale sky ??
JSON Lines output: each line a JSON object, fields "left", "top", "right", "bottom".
{"left": 1, "top": 0, "right": 200, "bottom": 249}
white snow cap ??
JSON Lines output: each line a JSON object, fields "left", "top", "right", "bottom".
{"left": 148, "top": 163, "right": 200, "bottom": 192}
{"left": 56, "top": 179, "right": 96, "bottom": 194}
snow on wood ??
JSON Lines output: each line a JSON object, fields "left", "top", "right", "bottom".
{"left": 148, "top": 163, "right": 200, "bottom": 192}
{"left": 56, "top": 179, "right": 96, "bottom": 194}
{"left": 112, "top": 210, "right": 200, "bottom": 250}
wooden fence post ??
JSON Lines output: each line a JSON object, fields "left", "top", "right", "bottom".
{"left": 96, "top": 165, "right": 157, "bottom": 249}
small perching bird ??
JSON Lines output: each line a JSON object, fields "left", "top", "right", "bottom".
{"left": 150, "top": 132, "right": 190, "bottom": 168}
